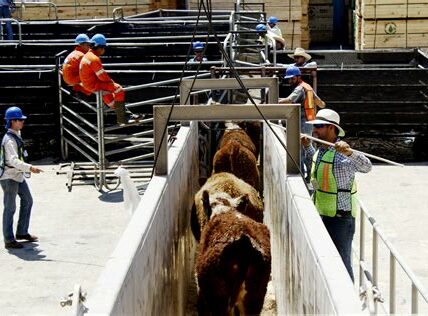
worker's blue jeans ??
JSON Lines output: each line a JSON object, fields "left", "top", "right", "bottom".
{"left": 322, "top": 215, "right": 355, "bottom": 282}
{"left": 0, "top": 5, "right": 13, "bottom": 40}
{"left": 1, "top": 179, "right": 33, "bottom": 243}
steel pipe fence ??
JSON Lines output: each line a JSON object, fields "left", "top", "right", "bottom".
{"left": 357, "top": 199, "right": 428, "bottom": 314}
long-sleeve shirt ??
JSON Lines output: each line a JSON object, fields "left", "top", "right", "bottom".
{"left": 0, "top": 129, "right": 31, "bottom": 183}
{"left": 79, "top": 49, "right": 113, "bottom": 92}
{"left": 303, "top": 144, "right": 372, "bottom": 211}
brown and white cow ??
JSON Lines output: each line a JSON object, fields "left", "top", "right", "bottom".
{"left": 191, "top": 172, "right": 263, "bottom": 241}
{"left": 195, "top": 190, "right": 271, "bottom": 316}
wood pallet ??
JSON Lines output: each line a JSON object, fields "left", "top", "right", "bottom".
{"left": 355, "top": 0, "right": 428, "bottom": 49}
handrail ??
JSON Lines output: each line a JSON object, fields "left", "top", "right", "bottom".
{"left": 124, "top": 73, "right": 211, "bottom": 92}
{"left": 14, "top": 1, "right": 58, "bottom": 20}
{"left": 358, "top": 199, "right": 428, "bottom": 313}
{"left": 0, "top": 18, "right": 22, "bottom": 43}
{"left": 222, "top": 33, "right": 232, "bottom": 66}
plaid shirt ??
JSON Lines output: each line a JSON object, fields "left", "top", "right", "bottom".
{"left": 303, "top": 144, "right": 372, "bottom": 211}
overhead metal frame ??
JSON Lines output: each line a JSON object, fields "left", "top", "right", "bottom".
{"left": 154, "top": 104, "right": 300, "bottom": 175}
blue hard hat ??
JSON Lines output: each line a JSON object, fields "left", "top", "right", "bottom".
{"left": 256, "top": 24, "right": 267, "bottom": 32}
{"left": 192, "top": 41, "right": 204, "bottom": 51}
{"left": 5, "top": 106, "right": 27, "bottom": 120}
{"left": 90, "top": 34, "right": 107, "bottom": 47}
{"left": 268, "top": 16, "right": 278, "bottom": 24}
{"left": 284, "top": 66, "right": 301, "bottom": 79}
{"left": 75, "top": 33, "right": 90, "bottom": 44}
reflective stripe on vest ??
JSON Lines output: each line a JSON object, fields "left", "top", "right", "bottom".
{"left": 310, "top": 149, "right": 358, "bottom": 217}
{"left": 0, "top": 132, "right": 25, "bottom": 176}
{"left": 299, "top": 81, "right": 316, "bottom": 121}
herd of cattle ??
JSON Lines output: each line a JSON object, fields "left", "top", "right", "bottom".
{"left": 190, "top": 122, "right": 272, "bottom": 315}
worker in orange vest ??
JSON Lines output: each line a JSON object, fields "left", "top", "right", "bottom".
{"left": 279, "top": 66, "right": 325, "bottom": 179}
{"left": 80, "top": 33, "right": 139, "bottom": 125}
{"left": 62, "top": 34, "right": 92, "bottom": 96}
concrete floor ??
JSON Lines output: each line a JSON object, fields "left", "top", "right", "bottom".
{"left": 1, "top": 160, "right": 428, "bottom": 314}
{"left": 0, "top": 162, "right": 130, "bottom": 315}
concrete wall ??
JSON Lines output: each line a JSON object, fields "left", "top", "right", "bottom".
{"left": 263, "top": 123, "right": 364, "bottom": 314}
{"left": 85, "top": 123, "right": 199, "bottom": 315}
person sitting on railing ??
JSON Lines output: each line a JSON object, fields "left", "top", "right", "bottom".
{"left": 79, "top": 33, "right": 140, "bottom": 125}
{"left": 256, "top": 23, "right": 285, "bottom": 50}
{"left": 267, "top": 16, "right": 282, "bottom": 39}
{"left": 0, "top": 0, "right": 14, "bottom": 40}
{"left": 189, "top": 41, "right": 207, "bottom": 63}
{"left": 301, "top": 109, "right": 372, "bottom": 282}
{"left": 62, "top": 34, "right": 92, "bottom": 97}
{"left": 288, "top": 47, "right": 317, "bottom": 68}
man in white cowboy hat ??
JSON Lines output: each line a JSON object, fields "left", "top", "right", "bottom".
{"left": 288, "top": 47, "right": 317, "bottom": 68}
{"left": 302, "top": 109, "right": 372, "bottom": 282}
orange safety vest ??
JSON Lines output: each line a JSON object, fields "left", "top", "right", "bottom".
{"left": 79, "top": 49, "right": 113, "bottom": 92}
{"left": 62, "top": 46, "right": 86, "bottom": 85}
{"left": 299, "top": 81, "right": 316, "bottom": 121}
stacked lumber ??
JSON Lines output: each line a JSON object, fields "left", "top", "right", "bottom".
{"left": 355, "top": 0, "right": 428, "bottom": 49}
{"left": 308, "top": 0, "right": 333, "bottom": 43}
{"left": 12, "top": 0, "right": 171, "bottom": 20}
{"left": 188, "top": 0, "right": 310, "bottom": 49}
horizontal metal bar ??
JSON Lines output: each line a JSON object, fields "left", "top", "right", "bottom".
{"left": 105, "top": 141, "right": 154, "bottom": 156}
{"left": 124, "top": 73, "right": 211, "bottom": 92}
{"left": 119, "top": 152, "right": 155, "bottom": 163}
{"left": 126, "top": 90, "right": 210, "bottom": 108}
{"left": 103, "top": 117, "right": 154, "bottom": 133}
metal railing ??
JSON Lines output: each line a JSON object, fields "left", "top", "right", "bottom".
{"left": 14, "top": 1, "right": 58, "bottom": 20}
{"left": 0, "top": 18, "right": 22, "bottom": 43}
{"left": 56, "top": 53, "right": 217, "bottom": 190}
{"left": 357, "top": 199, "right": 428, "bottom": 314}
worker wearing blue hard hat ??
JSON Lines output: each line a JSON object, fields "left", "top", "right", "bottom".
{"left": 256, "top": 22, "right": 286, "bottom": 50}
{"left": 1, "top": 106, "right": 43, "bottom": 249}
{"left": 189, "top": 41, "right": 207, "bottom": 62}
{"left": 62, "top": 34, "right": 92, "bottom": 97}
{"left": 280, "top": 66, "right": 325, "bottom": 179}
{"left": 79, "top": 34, "right": 141, "bottom": 125}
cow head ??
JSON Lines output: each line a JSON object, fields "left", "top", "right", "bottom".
{"left": 202, "top": 190, "right": 249, "bottom": 219}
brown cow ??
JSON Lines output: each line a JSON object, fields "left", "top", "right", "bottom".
{"left": 196, "top": 191, "right": 271, "bottom": 316}
{"left": 191, "top": 172, "right": 263, "bottom": 241}
{"left": 214, "top": 123, "right": 260, "bottom": 190}
{"left": 212, "top": 138, "right": 260, "bottom": 190}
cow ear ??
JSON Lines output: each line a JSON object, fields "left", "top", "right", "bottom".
{"left": 202, "top": 190, "right": 212, "bottom": 218}
{"left": 236, "top": 194, "right": 249, "bottom": 213}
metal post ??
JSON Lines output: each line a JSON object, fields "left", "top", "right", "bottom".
{"left": 56, "top": 51, "right": 68, "bottom": 160}
{"left": 96, "top": 92, "right": 106, "bottom": 190}
{"left": 411, "top": 283, "right": 419, "bottom": 314}
{"left": 372, "top": 228, "right": 379, "bottom": 313}
{"left": 390, "top": 252, "right": 396, "bottom": 314}
{"left": 359, "top": 209, "right": 366, "bottom": 287}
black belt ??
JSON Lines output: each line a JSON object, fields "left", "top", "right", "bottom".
{"left": 336, "top": 209, "right": 352, "bottom": 218}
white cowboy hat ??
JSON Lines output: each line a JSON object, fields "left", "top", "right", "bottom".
{"left": 306, "top": 109, "right": 345, "bottom": 137}
{"left": 288, "top": 47, "right": 311, "bottom": 61}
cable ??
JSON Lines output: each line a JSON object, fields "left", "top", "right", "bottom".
{"left": 150, "top": 0, "right": 208, "bottom": 178}
{"left": 201, "top": 0, "right": 310, "bottom": 190}
{"left": 151, "top": 0, "right": 310, "bottom": 192}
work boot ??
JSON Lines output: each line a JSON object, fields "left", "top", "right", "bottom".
{"left": 114, "top": 101, "right": 127, "bottom": 125}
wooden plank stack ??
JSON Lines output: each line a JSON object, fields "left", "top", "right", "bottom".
{"left": 355, "top": 0, "right": 428, "bottom": 49}
{"left": 188, "top": 0, "right": 310, "bottom": 49}
{"left": 12, "top": 0, "right": 172, "bottom": 20}
{"left": 308, "top": 0, "right": 333, "bottom": 43}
